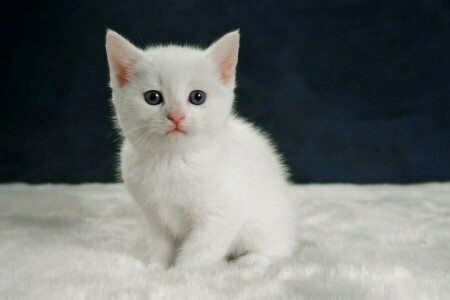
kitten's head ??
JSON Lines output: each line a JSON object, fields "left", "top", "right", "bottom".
{"left": 105, "top": 30, "right": 239, "bottom": 152}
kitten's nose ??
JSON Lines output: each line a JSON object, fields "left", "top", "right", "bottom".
{"left": 167, "top": 112, "right": 185, "bottom": 126}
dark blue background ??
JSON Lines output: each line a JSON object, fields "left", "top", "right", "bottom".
{"left": 1, "top": 0, "right": 449, "bottom": 183}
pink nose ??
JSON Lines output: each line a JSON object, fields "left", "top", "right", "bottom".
{"left": 167, "top": 112, "right": 185, "bottom": 126}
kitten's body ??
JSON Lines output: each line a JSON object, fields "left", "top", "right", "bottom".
{"left": 106, "top": 30, "right": 295, "bottom": 268}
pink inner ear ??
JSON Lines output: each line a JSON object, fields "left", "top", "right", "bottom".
{"left": 106, "top": 32, "right": 139, "bottom": 88}
{"left": 220, "top": 61, "right": 234, "bottom": 83}
{"left": 112, "top": 59, "right": 131, "bottom": 87}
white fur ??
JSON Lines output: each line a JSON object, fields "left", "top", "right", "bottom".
{"left": 105, "top": 30, "right": 295, "bottom": 269}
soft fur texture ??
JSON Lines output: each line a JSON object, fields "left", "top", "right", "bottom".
{"left": 1, "top": 183, "right": 449, "bottom": 299}
{"left": 105, "top": 30, "right": 295, "bottom": 269}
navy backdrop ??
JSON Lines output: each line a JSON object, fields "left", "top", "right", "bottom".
{"left": 1, "top": 0, "right": 449, "bottom": 183}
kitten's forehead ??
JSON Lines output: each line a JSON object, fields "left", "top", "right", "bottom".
{"left": 143, "top": 46, "right": 212, "bottom": 74}
{"left": 131, "top": 45, "right": 219, "bottom": 100}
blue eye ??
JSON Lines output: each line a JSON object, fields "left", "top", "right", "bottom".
{"left": 189, "top": 90, "right": 206, "bottom": 105}
{"left": 144, "top": 90, "right": 163, "bottom": 105}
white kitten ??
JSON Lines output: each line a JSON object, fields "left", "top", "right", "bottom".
{"left": 105, "top": 30, "right": 295, "bottom": 269}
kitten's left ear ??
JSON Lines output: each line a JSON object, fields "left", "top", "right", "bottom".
{"left": 206, "top": 30, "right": 240, "bottom": 85}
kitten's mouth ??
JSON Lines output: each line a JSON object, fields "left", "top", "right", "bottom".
{"left": 167, "top": 127, "right": 186, "bottom": 135}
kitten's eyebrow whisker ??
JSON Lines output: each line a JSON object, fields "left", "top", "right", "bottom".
{"left": 132, "top": 23, "right": 145, "bottom": 47}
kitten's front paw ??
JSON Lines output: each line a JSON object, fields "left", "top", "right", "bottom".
{"left": 233, "top": 253, "right": 271, "bottom": 268}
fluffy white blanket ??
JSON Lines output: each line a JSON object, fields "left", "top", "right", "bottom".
{"left": 0, "top": 183, "right": 449, "bottom": 299}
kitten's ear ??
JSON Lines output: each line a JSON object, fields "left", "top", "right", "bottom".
{"left": 105, "top": 29, "right": 143, "bottom": 87}
{"left": 206, "top": 30, "right": 240, "bottom": 85}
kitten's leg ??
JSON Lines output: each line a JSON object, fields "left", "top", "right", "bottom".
{"left": 175, "top": 215, "right": 243, "bottom": 268}
{"left": 231, "top": 222, "right": 295, "bottom": 267}
{"left": 146, "top": 234, "right": 176, "bottom": 270}
{"left": 142, "top": 210, "right": 176, "bottom": 270}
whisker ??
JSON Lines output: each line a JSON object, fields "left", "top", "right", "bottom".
{"left": 134, "top": 128, "right": 157, "bottom": 146}
{"left": 122, "top": 124, "right": 152, "bottom": 136}
{"left": 104, "top": 127, "right": 119, "bottom": 143}
{"left": 105, "top": 123, "right": 153, "bottom": 144}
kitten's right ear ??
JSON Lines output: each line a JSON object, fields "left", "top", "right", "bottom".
{"left": 206, "top": 30, "right": 240, "bottom": 86}
{"left": 105, "top": 29, "right": 143, "bottom": 87}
